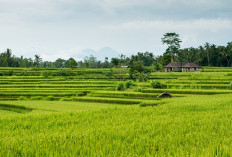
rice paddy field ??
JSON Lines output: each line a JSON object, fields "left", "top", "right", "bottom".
{"left": 1, "top": 67, "right": 232, "bottom": 156}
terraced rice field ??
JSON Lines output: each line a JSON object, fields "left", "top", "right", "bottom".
{"left": 1, "top": 67, "right": 232, "bottom": 156}
{"left": 0, "top": 67, "right": 232, "bottom": 101}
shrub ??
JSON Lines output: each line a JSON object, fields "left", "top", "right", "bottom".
{"left": 0, "top": 72, "right": 3, "bottom": 76}
{"left": 229, "top": 82, "right": 232, "bottom": 90}
{"left": 18, "top": 96, "right": 28, "bottom": 100}
{"left": 17, "top": 72, "right": 26, "bottom": 76}
{"left": 7, "top": 70, "right": 14, "bottom": 76}
{"left": 150, "top": 80, "right": 167, "bottom": 89}
{"left": 42, "top": 71, "right": 51, "bottom": 78}
{"left": 23, "top": 72, "right": 29, "bottom": 76}
{"left": 172, "top": 68, "right": 182, "bottom": 72}
{"left": 45, "top": 96, "right": 58, "bottom": 101}
{"left": 30, "top": 96, "right": 43, "bottom": 100}
{"left": 129, "top": 61, "right": 152, "bottom": 82}
{"left": 153, "top": 63, "right": 164, "bottom": 72}
{"left": 116, "top": 82, "right": 125, "bottom": 91}
{"left": 57, "top": 69, "right": 75, "bottom": 76}
{"left": 77, "top": 92, "right": 88, "bottom": 96}
{"left": 104, "top": 69, "right": 115, "bottom": 79}
{"left": 125, "top": 80, "right": 133, "bottom": 88}
{"left": 132, "top": 71, "right": 150, "bottom": 82}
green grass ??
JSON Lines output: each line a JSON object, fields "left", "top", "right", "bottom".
{"left": 142, "top": 88, "right": 232, "bottom": 95}
{"left": 0, "top": 103, "right": 33, "bottom": 114}
{"left": 1, "top": 67, "right": 232, "bottom": 156}
{"left": 1, "top": 94, "right": 232, "bottom": 156}
{"left": 89, "top": 91, "right": 160, "bottom": 100}
{"left": 0, "top": 101, "right": 125, "bottom": 115}
{"left": 74, "top": 96, "right": 142, "bottom": 104}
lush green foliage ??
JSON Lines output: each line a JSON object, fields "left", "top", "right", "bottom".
{"left": 129, "top": 61, "right": 152, "bottom": 82}
{"left": 161, "top": 32, "right": 182, "bottom": 61}
{"left": 150, "top": 80, "right": 167, "bottom": 89}
{"left": 1, "top": 40, "right": 232, "bottom": 69}
{"left": 229, "top": 82, "right": 232, "bottom": 90}
{"left": 125, "top": 80, "right": 133, "bottom": 88}
{"left": 116, "top": 82, "right": 125, "bottom": 91}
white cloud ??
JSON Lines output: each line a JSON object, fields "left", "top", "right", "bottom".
{"left": 105, "top": 19, "right": 232, "bottom": 32}
{"left": 0, "top": 0, "right": 232, "bottom": 60}
{"left": 93, "top": 0, "right": 232, "bottom": 10}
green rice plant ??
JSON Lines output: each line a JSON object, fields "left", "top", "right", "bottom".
{"left": 74, "top": 97, "right": 141, "bottom": 104}
{"left": 141, "top": 88, "right": 232, "bottom": 95}
{"left": 30, "top": 96, "right": 43, "bottom": 100}
{"left": 3, "top": 69, "right": 232, "bottom": 156}
{"left": 2, "top": 94, "right": 232, "bottom": 156}
{"left": 90, "top": 91, "right": 159, "bottom": 100}
{"left": 139, "top": 102, "right": 158, "bottom": 107}
{"left": 179, "top": 84, "right": 185, "bottom": 89}
{"left": 0, "top": 103, "right": 33, "bottom": 113}
{"left": 60, "top": 97, "right": 73, "bottom": 101}
{"left": 198, "top": 84, "right": 202, "bottom": 89}
{"left": 190, "top": 82, "right": 195, "bottom": 89}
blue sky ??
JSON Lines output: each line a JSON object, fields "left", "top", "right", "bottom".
{"left": 0, "top": 0, "right": 232, "bottom": 61}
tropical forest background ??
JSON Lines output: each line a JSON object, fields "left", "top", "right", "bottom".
{"left": 1, "top": 33, "right": 232, "bottom": 69}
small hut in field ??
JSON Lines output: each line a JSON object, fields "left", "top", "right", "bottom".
{"left": 182, "top": 62, "right": 201, "bottom": 72}
{"left": 157, "top": 92, "right": 173, "bottom": 98}
{"left": 164, "top": 62, "right": 181, "bottom": 72}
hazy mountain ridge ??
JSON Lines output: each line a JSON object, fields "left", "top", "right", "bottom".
{"left": 79, "top": 47, "right": 121, "bottom": 61}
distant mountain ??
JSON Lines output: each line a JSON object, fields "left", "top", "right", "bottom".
{"left": 79, "top": 47, "right": 121, "bottom": 61}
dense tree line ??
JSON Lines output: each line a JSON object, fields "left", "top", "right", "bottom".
{"left": 150, "top": 42, "right": 232, "bottom": 67}
{"left": 177, "top": 42, "right": 232, "bottom": 67}
{"left": 1, "top": 42, "right": 232, "bottom": 69}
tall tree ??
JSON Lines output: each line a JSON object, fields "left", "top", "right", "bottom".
{"left": 6, "top": 49, "right": 12, "bottom": 66}
{"left": 129, "top": 52, "right": 154, "bottom": 67}
{"left": 54, "top": 58, "right": 66, "bottom": 68}
{"left": 204, "top": 42, "right": 211, "bottom": 66}
{"left": 161, "top": 32, "right": 182, "bottom": 62}
{"left": 66, "top": 59, "right": 78, "bottom": 68}
{"left": 84, "top": 55, "right": 98, "bottom": 68}
{"left": 34, "top": 55, "right": 42, "bottom": 67}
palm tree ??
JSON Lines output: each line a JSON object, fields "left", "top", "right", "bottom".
{"left": 34, "top": 55, "right": 42, "bottom": 67}
{"left": 204, "top": 43, "right": 211, "bottom": 66}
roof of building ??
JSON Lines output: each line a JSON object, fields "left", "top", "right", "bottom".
{"left": 164, "top": 62, "right": 182, "bottom": 68}
{"left": 182, "top": 62, "right": 200, "bottom": 68}
{"left": 157, "top": 92, "right": 173, "bottom": 98}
